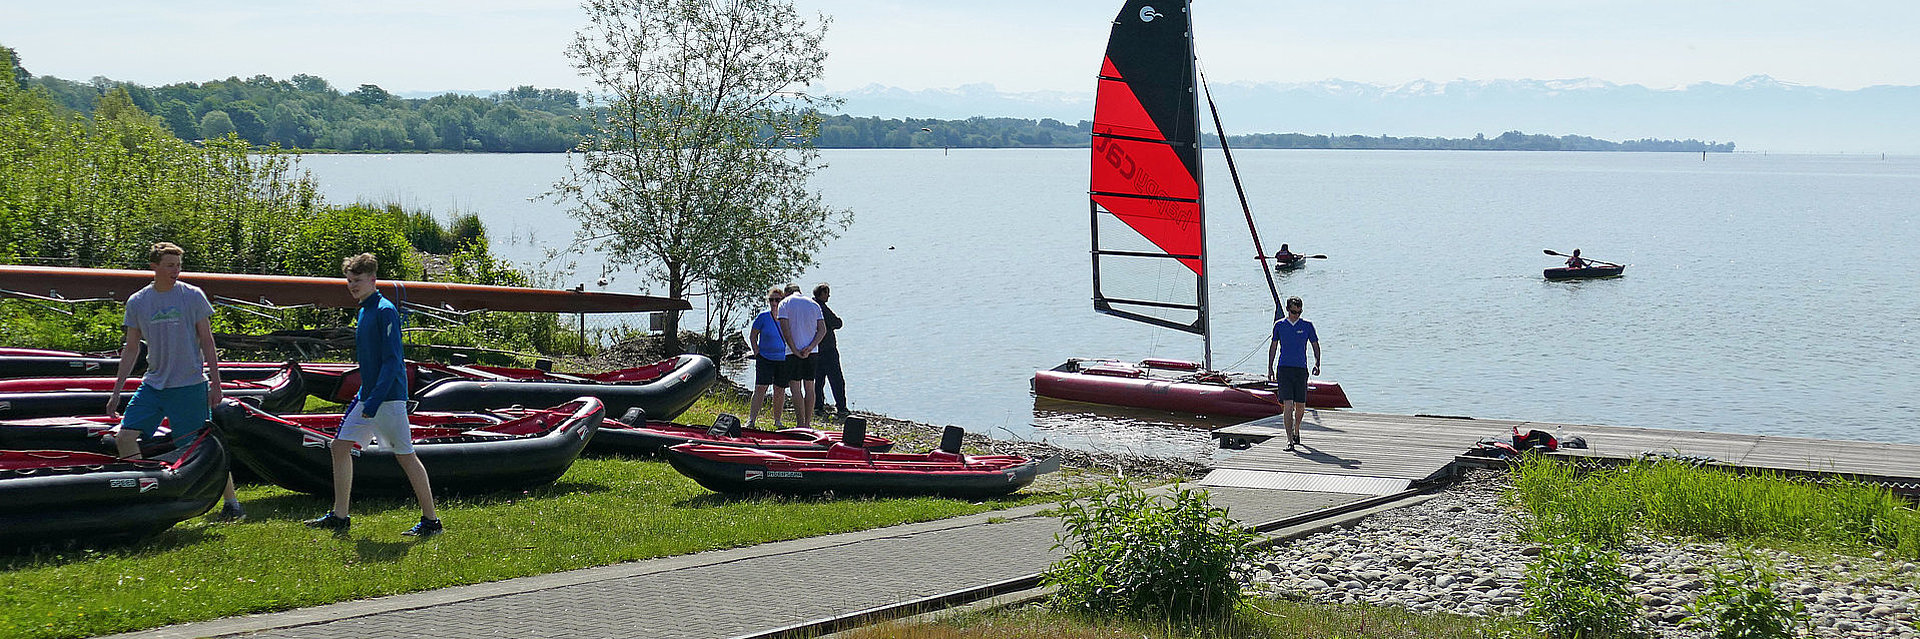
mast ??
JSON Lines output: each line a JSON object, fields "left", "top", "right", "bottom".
{"left": 1188, "top": 4, "right": 1211, "bottom": 370}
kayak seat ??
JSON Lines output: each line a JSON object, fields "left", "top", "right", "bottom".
{"left": 925, "top": 449, "right": 963, "bottom": 463}
{"left": 824, "top": 443, "right": 869, "bottom": 461}
{"left": 708, "top": 414, "right": 742, "bottom": 439}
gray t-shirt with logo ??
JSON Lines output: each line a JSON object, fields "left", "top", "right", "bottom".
{"left": 123, "top": 282, "right": 215, "bottom": 390}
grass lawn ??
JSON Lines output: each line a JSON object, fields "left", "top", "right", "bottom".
{"left": 0, "top": 394, "right": 1065, "bottom": 639}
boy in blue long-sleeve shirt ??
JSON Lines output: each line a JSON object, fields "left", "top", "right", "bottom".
{"left": 305, "top": 253, "right": 441, "bottom": 537}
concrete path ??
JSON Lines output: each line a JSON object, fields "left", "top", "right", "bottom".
{"left": 107, "top": 487, "right": 1366, "bottom": 639}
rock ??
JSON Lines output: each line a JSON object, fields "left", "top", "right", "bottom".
{"left": 1434, "top": 575, "right": 1456, "bottom": 588}
{"left": 1519, "top": 545, "right": 1542, "bottom": 556}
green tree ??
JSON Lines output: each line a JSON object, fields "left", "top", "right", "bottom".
{"left": 348, "top": 83, "right": 392, "bottom": 106}
{"left": 199, "top": 110, "right": 236, "bottom": 139}
{"left": 552, "top": 0, "right": 851, "bottom": 353}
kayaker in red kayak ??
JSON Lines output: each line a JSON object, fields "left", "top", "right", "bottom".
{"left": 1564, "top": 249, "right": 1590, "bottom": 269}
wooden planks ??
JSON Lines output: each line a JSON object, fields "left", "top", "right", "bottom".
{"left": 1211, "top": 410, "right": 1920, "bottom": 491}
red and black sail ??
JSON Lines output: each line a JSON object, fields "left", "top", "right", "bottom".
{"left": 1089, "top": 0, "right": 1207, "bottom": 337}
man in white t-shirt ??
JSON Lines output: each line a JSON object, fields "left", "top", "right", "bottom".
{"left": 775, "top": 284, "right": 827, "bottom": 429}
{"left": 106, "top": 242, "right": 244, "bottom": 520}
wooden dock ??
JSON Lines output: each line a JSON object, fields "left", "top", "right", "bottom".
{"left": 1204, "top": 411, "right": 1920, "bottom": 496}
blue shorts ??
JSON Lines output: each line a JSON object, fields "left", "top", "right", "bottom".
{"left": 1274, "top": 367, "right": 1310, "bottom": 403}
{"left": 121, "top": 382, "right": 211, "bottom": 441}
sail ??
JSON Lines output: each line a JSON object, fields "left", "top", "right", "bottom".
{"left": 1089, "top": 0, "right": 1206, "bottom": 336}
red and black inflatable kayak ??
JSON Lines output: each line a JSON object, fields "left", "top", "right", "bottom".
{"left": 0, "top": 429, "right": 228, "bottom": 547}
{"left": 665, "top": 423, "right": 1055, "bottom": 499}
{"left": 209, "top": 397, "right": 602, "bottom": 497}
{"left": 590, "top": 409, "right": 894, "bottom": 455}
{"left": 1032, "top": 358, "right": 1351, "bottom": 418}
{"left": 304, "top": 354, "right": 716, "bottom": 421}
{"left": 0, "top": 347, "right": 335, "bottom": 381}
{"left": 1543, "top": 264, "right": 1625, "bottom": 280}
{"left": 0, "top": 362, "right": 307, "bottom": 419}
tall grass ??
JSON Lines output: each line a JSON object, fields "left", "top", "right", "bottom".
{"left": 1509, "top": 456, "right": 1920, "bottom": 557}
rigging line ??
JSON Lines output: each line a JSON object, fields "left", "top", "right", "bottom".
{"left": 1224, "top": 334, "right": 1268, "bottom": 372}
{"left": 1197, "top": 66, "right": 1281, "bottom": 309}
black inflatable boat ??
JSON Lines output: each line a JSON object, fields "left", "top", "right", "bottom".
{"left": 306, "top": 354, "right": 715, "bottom": 421}
{"left": 210, "top": 397, "right": 602, "bottom": 497}
{"left": 0, "top": 362, "right": 306, "bottom": 419}
{"left": 0, "top": 429, "right": 228, "bottom": 547}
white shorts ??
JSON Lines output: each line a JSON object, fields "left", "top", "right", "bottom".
{"left": 337, "top": 400, "right": 414, "bottom": 454}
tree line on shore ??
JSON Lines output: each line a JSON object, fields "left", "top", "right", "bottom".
{"left": 0, "top": 45, "right": 566, "bottom": 356}
{"left": 6, "top": 45, "right": 1732, "bottom": 153}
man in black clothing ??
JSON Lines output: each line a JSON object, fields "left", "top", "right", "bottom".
{"left": 811, "top": 283, "right": 848, "bottom": 416}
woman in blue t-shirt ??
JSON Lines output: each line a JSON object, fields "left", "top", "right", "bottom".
{"left": 745, "top": 287, "right": 790, "bottom": 429}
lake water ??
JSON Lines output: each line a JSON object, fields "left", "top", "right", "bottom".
{"left": 295, "top": 150, "right": 1920, "bottom": 456}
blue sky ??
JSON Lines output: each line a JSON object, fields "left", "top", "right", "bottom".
{"left": 3, "top": 0, "right": 1915, "bottom": 93}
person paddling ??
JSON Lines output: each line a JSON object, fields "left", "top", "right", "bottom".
{"left": 1564, "top": 248, "right": 1590, "bottom": 269}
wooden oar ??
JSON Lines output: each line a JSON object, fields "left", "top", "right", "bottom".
{"left": 1542, "top": 249, "right": 1620, "bottom": 268}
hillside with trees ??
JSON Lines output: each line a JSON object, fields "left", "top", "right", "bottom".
{"left": 5, "top": 45, "right": 1732, "bottom": 153}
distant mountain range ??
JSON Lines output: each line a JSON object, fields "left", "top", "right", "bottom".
{"left": 826, "top": 76, "right": 1920, "bottom": 154}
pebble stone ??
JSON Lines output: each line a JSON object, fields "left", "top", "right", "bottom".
{"left": 1252, "top": 471, "right": 1920, "bottom": 639}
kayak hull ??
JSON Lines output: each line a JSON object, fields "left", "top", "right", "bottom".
{"left": 0, "top": 430, "right": 228, "bottom": 546}
{"left": 1032, "top": 358, "right": 1351, "bottom": 418}
{"left": 664, "top": 443, "right": 1050, "bottom": 499}
{"left": 209, "top": 397, "right": 601, "bottom": 497}
{"left": 1543, "top": 265, "right": 1625, "bottom": 280}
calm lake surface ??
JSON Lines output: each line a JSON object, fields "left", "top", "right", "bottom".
{"left": 296, "top": 150, "right": 1920, "bottom": 456}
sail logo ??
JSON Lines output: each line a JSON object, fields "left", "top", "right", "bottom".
{"left": 1139, "top": 6, "right": 1162, "bottom": 22}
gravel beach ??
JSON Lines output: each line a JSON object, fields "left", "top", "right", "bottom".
{"left": 1257, "top": 471, "right": 1920, "bottom": 638}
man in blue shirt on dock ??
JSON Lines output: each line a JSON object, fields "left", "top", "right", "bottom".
{"left": 305, "top": 252, "right": 441, "bottom": 537}
{"left": 1267, "top": 296, "right": 1322, "bottom": 452}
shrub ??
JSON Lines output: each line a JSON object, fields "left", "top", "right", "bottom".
{"left": 280, "top": 205, "right": 418, "bottom": 281}
{"left": 1041, "top": 479, "right": 1266, "bottom": 622}
{"left": 1686, "top": 548, "right": 1807, "bottom": 639}
{"left": 447, "top": 212, "right": 486, "bottom": 249}
{"left": 1522, "top": 536, "right": 1643, "bottom": 639}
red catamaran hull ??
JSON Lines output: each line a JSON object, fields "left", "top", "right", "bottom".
{"left": 0, "top": 265, "right": 688, "bottom": 313}
{"left": 1033, "top": 361, "right": 1351, "bottom": 418}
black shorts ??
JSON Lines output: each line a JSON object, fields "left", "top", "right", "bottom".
{"left": 754, "top": 355, "right": 790, "bottom": 387}
{"left": 1274, "top": 366, "right": 1310, "bottom": 403}
{"left": 783, "top": 354, "right": 816, "bottom": 383}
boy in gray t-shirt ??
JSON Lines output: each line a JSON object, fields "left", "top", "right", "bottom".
{"left": 106, "top": 242, "right": 244, "bottom": 520}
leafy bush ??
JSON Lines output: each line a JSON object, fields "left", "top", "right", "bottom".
{"left": 1522, "top": 536, "right": 1643, "bottom": 639}
{"left": 280, "top": 205, "right": 418, "bottom": 281}
{"left": 1686, "top": 548, "right": 1807, "bottom": 639}
{"left": 1042, "top": 480, "right": 1266, "bottom": 622}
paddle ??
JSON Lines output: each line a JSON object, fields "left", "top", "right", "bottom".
{"left": 1257, "top": 254, "right": 1329, "bottom": 260}
{"left": 1542, "top": 249, "right": 1620, "bottom": 268}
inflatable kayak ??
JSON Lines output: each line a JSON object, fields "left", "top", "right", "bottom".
{"left": 209, "top": 397, "right": 602, "bottom": 497}
{"left": 590, "top": 410, "right": 894, "bottom": 455}
{"left": 664, "top": 424, "right": 1055, "bottom": 499}
{"left": 1032, "top": 358, "right": 1351, "bottom": 418}
{"left": 0, "top": 347, "right": 329, "bottom": 381}
{"left": 0, "top": 362, "right": 307, "bottom": 419}
{"left": 1543, "top": 264, "right": 1625, "bottom": 280}
{"left": 0, "top": 429, "right": 228, "bottom": 547}
{"left": 305, "top": 354, "right": 716, "bottom": 421}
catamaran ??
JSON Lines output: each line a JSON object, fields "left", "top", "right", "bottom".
{"left": 1032, "top": 0, "right": 1350, "bottom": 418}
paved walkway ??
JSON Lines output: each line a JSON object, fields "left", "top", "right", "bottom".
{"left": 109, "top": 487, "right": 1367, "bottom": 639}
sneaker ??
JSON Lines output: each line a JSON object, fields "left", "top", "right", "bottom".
{"left": 402, "top": 517, "right": 443, "bottom": 537}
{"left": 211, "top": 503, "right": 246, "bottom": 522}
{"left": 304, "top": 513, "right": 351, "bottom": 531}
{"left": 1283, "top": 442, "right": 1296, "bottom": 452}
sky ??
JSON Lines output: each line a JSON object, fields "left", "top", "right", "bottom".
{"left": 3, "top": 0, "right": 1917, "bottom": 95}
